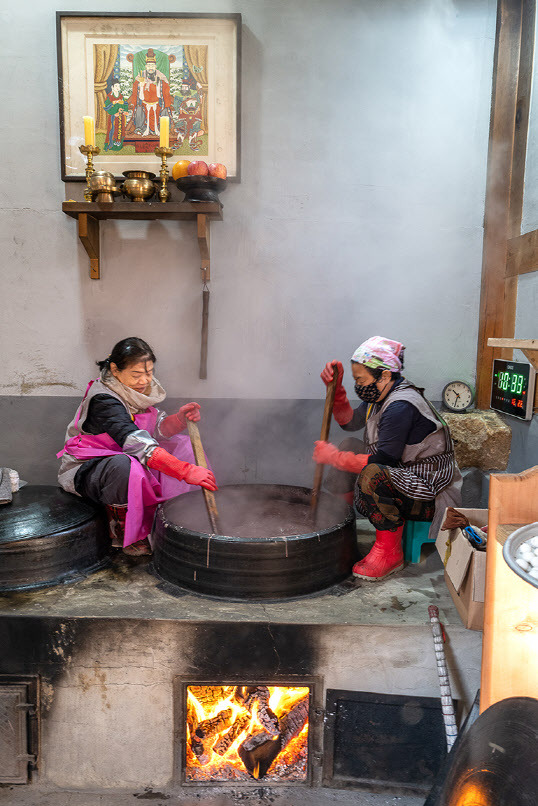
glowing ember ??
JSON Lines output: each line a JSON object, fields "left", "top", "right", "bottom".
{"left": 185, "top": 685, "right": 309, "bottom": 782}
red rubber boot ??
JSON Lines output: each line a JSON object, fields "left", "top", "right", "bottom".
{"left": 352, "top": 524, "right": 405, "bottom": 580}
{"left": 105, "top": 504, "right": 127, "bottom": 548}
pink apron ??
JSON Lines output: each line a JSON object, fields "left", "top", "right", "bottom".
{"left": 58, "top": 390, "right": 203, "bottom": 546}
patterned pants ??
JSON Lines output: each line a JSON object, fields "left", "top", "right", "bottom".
{"left": 324, "top": 438, "right": 435, "bottom": 532}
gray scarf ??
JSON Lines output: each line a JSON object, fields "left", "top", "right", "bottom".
{"left": 101, "top": 370, "right": 166, "bottom": 415}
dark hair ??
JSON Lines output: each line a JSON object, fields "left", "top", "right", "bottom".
{"left": 370, "top": 367, "right": 402, "bottom": 382}
{"left": 97, "top": 337, "right": 156, "bottom": 372}
{"left": 351, "top": 362, "right": 403, "bottom": 381}
{"left": 107, "top": 77, "right": 121, "bottom": 91}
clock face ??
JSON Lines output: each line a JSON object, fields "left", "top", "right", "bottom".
{"left": 442, "top": 381, "right": 474, "bottom": 412}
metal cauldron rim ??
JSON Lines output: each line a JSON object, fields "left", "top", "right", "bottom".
{"left": 156, "top": 483, "right": 353, "bottom": 542}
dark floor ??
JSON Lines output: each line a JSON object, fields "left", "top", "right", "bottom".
{"left": 0, "top": 784, "right": 427, "bottom": 806}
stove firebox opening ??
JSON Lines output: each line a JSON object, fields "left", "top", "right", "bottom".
{"left": 184, "top": 684, "right": 310, "bottom": 783}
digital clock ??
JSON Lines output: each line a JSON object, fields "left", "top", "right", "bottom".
{"left": 490, "top": 359, "right": 536, "bottom": 420}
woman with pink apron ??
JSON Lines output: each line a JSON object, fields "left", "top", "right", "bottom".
{"left": 57, "top": 337, "right": 217, "bottom": 556}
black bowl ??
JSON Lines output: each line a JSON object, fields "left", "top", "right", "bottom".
{"left": 176, "top": 175, "right": 227, "bottom": 203}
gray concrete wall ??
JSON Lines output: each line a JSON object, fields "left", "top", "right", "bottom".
{"left": 1, "top": 0, "right": 496, "bottom": 469}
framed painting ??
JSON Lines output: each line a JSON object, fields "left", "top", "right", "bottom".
{"left": 57, "top": 12, "right": 241, "bottom": 181}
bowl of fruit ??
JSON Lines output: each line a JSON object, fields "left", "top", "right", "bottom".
{"left": 173, "top": 160, "right": 227, "bottom": 203}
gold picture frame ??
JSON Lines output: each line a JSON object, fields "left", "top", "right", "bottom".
{"left": 57, "top": 12, "right": 241, "bottom": 181}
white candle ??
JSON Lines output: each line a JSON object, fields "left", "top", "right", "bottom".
{"left": 159, "top": 116, "right": 169, "bottom": 148}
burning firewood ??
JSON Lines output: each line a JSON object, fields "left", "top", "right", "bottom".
{"left": 238, "top": 730, "right": 282, "bottom": 779}
{"left": 244, "top": 686, "right": 280, "bottom": 737}
{"left": 188, "top": 686, "right": 233, "bottom": 707}
{"left": 279, "top": 694, "right": 309, "bottom": 749}
{"left": 195, "top": 707, "right": 234, "bottom": 740}
{"left": 189, "top": 707, "right": 234, "bottom": 767}
{"left": 237, "top": 693, "right": 310, "bottom": 779}
{"left": 214, "top": 713, "right": 250, "bottom": 756}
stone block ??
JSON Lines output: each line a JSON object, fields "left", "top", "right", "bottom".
{"left": 444, "top": 410, "right": 511, "bottom": 471}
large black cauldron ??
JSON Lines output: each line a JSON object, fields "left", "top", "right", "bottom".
{"left": 152, "top": 484, "right": 357, "bottom": 600}
{"left": 0, "top": 485, "right": 110, "bottom": 591}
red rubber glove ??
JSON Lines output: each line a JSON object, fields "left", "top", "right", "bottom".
{"left": 321, "top": 360, "right": 344, "bottom": 387}
{"left": 320, "top": 361, "right": 353, "bottom": 426}
{"left": 312, "top": 441, "right": 369, "bottom": 473}
{"left": 159, "top": 402, "right": 201, "bottom": 438}
{"left": 147, "top": 446, "right": 217, "bottom": 491}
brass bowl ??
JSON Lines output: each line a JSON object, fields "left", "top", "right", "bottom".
{"left": 89, "top": 171, "right": 117, "bottom": 191}
{"left": 89, "top": 171, "right": 120, "bottom": 203}
{"left": 121, "top": 170, "right": 156, "bottom": 202}
{"left": 122, "top": 170, "right": 156, "bottom": 180}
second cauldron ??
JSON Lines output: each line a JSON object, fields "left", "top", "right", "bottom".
{"left": 151, "top": 484, "right": 357, "bottom": 600}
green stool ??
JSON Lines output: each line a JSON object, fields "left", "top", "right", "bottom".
{"left": 403, "top": 520, "right": 434, "bottom": 563}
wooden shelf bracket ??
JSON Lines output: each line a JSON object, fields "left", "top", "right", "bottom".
{"left": 78, "top": 213, "right": 100, "bottom": 280}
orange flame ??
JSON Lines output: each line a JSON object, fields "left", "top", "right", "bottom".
{"left": 185, "top": 685, "right": 309, "bottom": 782}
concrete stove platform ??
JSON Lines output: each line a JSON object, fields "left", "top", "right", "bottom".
{"left": 0, "top": 522, "right": 465, "bottom": 627}
{"left": 0, "top": 522, "right": 481, "bottom": 797}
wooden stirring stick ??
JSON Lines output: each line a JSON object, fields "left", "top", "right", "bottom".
{"left": 187, "top": 420, "right": 222, "bottom": 534}
{"left": 310, "top": 371, "right": 339, "bottom": 520}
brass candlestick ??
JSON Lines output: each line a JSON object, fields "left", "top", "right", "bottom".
{"left": 79, "top": 144, "right": 101, "bottom": 202}
{"left": 154, "top": 146, "right": 174, "bottom": 202}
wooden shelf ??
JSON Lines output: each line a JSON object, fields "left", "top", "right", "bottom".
{"left": 62, "top": 200, "right": 222, "bottom": 222}
{"left": 62, "top": 201, "right": 222, "bottom": 280}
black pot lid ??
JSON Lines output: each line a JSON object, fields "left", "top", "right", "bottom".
{"left": 0, "top": 485, "right": 101, "bottom": 544}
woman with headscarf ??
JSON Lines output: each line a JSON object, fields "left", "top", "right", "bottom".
{"left": 57, "top": 337, "right": 217, "bottom": 556}
{"left": 312, "top": 336, "right": 461, "bottom": 581}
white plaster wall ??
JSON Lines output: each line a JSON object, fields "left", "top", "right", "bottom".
{"left": 1, "top": 0, "right": 496, "bottom": 402}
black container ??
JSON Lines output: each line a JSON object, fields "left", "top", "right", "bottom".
{"left": 176, "top": 175, "right": 227, "bottom": 202}
{"left": 152, "top": 484, "right": 357, "bottom": 600}
{"left": 0, "top": 485, "right": 110, "bottom": 592}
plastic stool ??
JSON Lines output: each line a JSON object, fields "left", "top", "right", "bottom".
{"left": 403, "top": 520, "right": 434, "bottom": 564}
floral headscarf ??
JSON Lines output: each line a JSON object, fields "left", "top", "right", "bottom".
{"left": 351, "top": 336, "right": 404, "bottom": 372}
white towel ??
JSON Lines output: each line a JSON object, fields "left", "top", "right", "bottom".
{"left": 0, "top": 468, "right": 12, "bottom": 504}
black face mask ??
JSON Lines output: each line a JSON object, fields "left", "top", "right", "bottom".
{"left": 354, "top": 380, "right": 382, "bottom": 402}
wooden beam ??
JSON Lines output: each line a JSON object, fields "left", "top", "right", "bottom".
{"left": 509, "top": 0, "right": 536, "bottom": 236}
{"left": 487, "top": 338, "right": 538, "bottom": 349}
{"left": 475, "top": 0, "right": 535, "bottom": 407}
{"left": 78, "top": 213, "right": 100, "bottom": 280}
{"left": 506, "top": 227, "right": 538, "bottom": 275}
{"left": 197, "top": 213, "right": 210, "bottom": 281}
{"left": 501, "top": 275, "right": 519, "bottom": 359}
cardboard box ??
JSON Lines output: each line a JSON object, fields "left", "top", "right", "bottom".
{"left": 435, "top": 508, "right": 488, "bottom": 631}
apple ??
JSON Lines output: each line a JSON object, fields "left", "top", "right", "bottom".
{"left": 172, "top": 159, "right": 190, "bottom": 180}
{"left": 208, "top": 162, "right": 227, "bottom": 179}
{"left": 187, "top": 161, "right": 209, "bottom": 176}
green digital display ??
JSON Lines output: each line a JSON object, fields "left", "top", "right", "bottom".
{"left": 491, "top": 359, "right": 535, "bottom": 420}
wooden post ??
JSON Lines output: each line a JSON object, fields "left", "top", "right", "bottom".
{"left": 310, "top": 374, "right": 339, "bottom": 520}
{"left": 476, "top": 0, "right": 536, "bottom": 406}
{"left": 197, "top": 213, "right": 211, "bottom": 379}
{"left": 186, "top": 420, "right": 222, "bottom": 535}
{"left": 200, "top": 287, "right": 210, "bottom": 380}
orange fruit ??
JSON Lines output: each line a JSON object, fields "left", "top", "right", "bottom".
{"left": 172, "top": 159, "right": 190, "bottom": 180}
